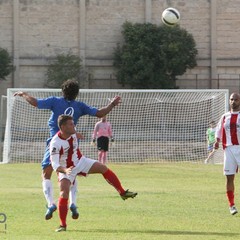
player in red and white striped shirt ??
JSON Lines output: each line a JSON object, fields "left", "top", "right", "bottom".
{"left": 214, "top": 92, "right": 240, "bottom": 215}
{"left": 50, "top": 115, "right": 137, "bottom": 232}
{"left": 92, "top": 116, "right": 114, "bottom": 164}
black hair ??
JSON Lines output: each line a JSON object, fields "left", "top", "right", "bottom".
{"left": 61, "top": 79, "right": 79, "bottom": 100}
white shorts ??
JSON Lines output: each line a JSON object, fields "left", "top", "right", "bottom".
{"left": 58, "top": 156, "right": 97, "bottom": 183}
{"left": 223, "top": 145, "right": 240, "bottom": 175}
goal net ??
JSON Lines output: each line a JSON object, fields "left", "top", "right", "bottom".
{"left": 2, "top": 89, "right": 228, "bottom": 164}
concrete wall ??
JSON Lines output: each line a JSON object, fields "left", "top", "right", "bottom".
{"left": 1, "top": 0, "right": 240, "bottom": 96}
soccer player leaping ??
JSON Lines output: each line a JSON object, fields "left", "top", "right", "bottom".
{"left": 13, "top": 79, "right": 123, "bottom": 220}
{"left": 51, "top": 115, "right": 137, "bottom": 232}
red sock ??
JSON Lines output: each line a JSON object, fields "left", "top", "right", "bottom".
{"left": 227, "top": 191, "right": 235, "bottom": 207}
{"left": 103, "top": 169, "right": 125, "bottom": 195}
{"left": 58, "top": 197, "right": 68, "bottom": 227}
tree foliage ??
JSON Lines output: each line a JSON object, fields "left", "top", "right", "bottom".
{"left": 46, "top": 53, "right": 82, "bottom": 88}
{"left": 0, "top": 48, "right": 14, "bottom": 80}
{"left": 113, "top": 22, "right": 198, "bottom": 89}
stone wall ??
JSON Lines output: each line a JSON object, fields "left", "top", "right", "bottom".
{"left": 0, "top": 0, "right": 240, "bottom": 96}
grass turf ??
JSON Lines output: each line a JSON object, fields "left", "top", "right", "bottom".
{"left": 0, "top": 163, "right": 239, "bottom": 240}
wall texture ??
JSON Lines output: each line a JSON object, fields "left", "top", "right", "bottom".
{"left": 1, "top": 0, "right": 240, "bottom": 96}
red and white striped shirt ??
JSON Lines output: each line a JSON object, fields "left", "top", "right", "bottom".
{"left": 215, "top": 111, "right": 240, "bottom": 149}
{"left": 50, "top": 132, "right": 82, "bottom": 171}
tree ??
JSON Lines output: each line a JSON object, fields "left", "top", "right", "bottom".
{"left": 113, "top": 22, "right": 198, "bottom": 89}
{"left": 0, "top": 48, "right": 14, "bottom": 80}
{"left": 45, "top": 53, "right": 82, "bottom": 88}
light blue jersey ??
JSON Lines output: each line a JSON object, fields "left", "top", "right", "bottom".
{"left": 37, "top": 96, "right": 98, "bottom": 169}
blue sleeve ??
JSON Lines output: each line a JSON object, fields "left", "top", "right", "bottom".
{"left": 80, "top": 102, "right": 98, "bottom": 116}
{"left": 37, "top": 97, "right": 55, "bottom": 110}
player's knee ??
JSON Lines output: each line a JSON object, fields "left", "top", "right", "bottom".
{"left": 60, "top": 191, "right": 69, "bottom": 199}
{"left": 100, "top": 164, "right": 108, "bottom": 174}
{"left": 42, "top": 165, "right": 53, "bottom": 179}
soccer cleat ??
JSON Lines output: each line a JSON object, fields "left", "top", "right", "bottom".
{"left": 70, "top": 203, "right": 79, "bottom": 219}
{"left": 120, "top": 189, "right": 138, "bottom": 200}
{"left": 55, "top": 225, "right": 66, "bottom": 232}
{"left": 229, "top": 205, "right": 238, "bottom": 215}
{"left": 45, "top": 204, "right": 57, "bottom": 220}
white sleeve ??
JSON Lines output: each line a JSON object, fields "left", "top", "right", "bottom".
{"left": 50, "top": 139, "right": 61, "bottom": 171}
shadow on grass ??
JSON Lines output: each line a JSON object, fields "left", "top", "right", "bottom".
{"left": 68, "top": 228, "right": 240, "bottom": 237}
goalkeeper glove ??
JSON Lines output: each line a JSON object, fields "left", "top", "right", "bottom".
{"left": 111, "top": 138, "right": 114, "bottom": 142}
{"left": 91, "top": 138, "right": 96, "bottom": 146}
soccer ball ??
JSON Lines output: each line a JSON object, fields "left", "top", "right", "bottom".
{"left": 161, "top": 7, "right": 180, "bottom": 26}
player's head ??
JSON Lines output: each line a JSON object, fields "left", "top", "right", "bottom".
{"left": 210, "top": 121, "right": 215, "bottom": 127}
{"left": 61, "top": 79, "right": 79, "bottom": 101}
{"left": 229, "top": 92, "right": 240, "bottom": 111}
{"left": 58, "top": 114, "right": 74, "bottom": 130}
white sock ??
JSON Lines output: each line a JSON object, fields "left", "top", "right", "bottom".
{"left": 42, "top": 179, "right": 54, "bottom": 207}
{"left": 69, "top": 179, "right": 78, "bottom": 206}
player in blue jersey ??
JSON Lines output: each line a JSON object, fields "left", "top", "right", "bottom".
{"left": 14, "top": 79, "right": 121, "bottom": 220}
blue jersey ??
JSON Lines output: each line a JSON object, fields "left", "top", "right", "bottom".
{"left": 37, "top": 96, "right": 98, "bottom": 137}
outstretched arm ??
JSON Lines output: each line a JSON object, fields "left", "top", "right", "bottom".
{"left": 96, "top": 96, "right": 121, "bottom": 118}
{"left": 13, "top": 91, "right": 37, "bottom": 107}
{"left": 92, "top": 123, "right": 99, "bottom": 139}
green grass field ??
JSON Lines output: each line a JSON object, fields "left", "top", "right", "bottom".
{"left": 0, "top": 163, "right": 240, "bottom": 240}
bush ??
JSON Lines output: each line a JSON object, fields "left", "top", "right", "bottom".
{"left": 45, "top": 53, "right": 82, "bottom": 88}
{"left": 114, "top": 22, "right": 198, "bottom": 89}
{"left": 0, "top": 48, "right": 14, "bottom": 80}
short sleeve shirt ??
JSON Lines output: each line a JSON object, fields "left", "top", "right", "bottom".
{"left": 37, "top": 97, "right": 98, "bottom": 137}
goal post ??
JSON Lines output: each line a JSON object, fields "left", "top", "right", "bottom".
{"left": 2, "top": 89, "right": 228, "bottom": 164}
{"left": 0, "top": 95, "right": 7, "bottom": 163}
